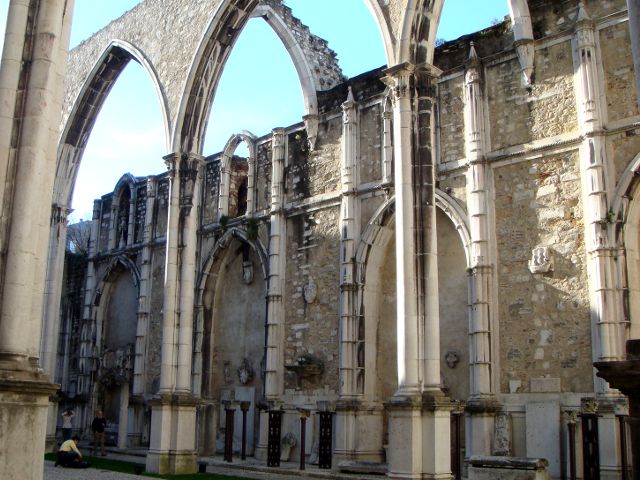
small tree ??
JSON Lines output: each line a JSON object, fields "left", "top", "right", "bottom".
{"left": 67, "top": 220, "right": 92, "bottom": 255}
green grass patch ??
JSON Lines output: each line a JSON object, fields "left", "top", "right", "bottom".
{"left": 45, "top": 453, "right": 250, "bottom": 479}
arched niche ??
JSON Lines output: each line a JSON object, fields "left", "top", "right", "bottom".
{"left": 612, "top": 152, "right": 640, "bottom": 340}
{"left": 356, "top": 192, "right": 472, "bottom": 402}
{"left": 219, "top": 132, "right": 258, "bottom": 219}
{"left": 194, "top": 227, "right": 269, "bottom": 455}
{"left": 91, "top": 256, "right": 141, "bottom": 443}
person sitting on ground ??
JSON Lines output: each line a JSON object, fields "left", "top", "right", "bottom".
{"left": 56, "top": 435, "right": 83, "bottom": 467}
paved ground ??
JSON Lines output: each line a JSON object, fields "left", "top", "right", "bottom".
{"left": 44, "top": 450, "right": 385, "bottom": 480}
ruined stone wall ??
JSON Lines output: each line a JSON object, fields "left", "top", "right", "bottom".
{"left": 437, "top": 73, "right": 465, "bottom": 165}
{"left": 601, "top": 20, "right": 640, "bottom": 123}
{"left": 254, "top": 141, "right": 272, "bottom": 214}
{"left": 202, "top": 159, "right": 221, "bottom": 225}
{"left": 359, "top": 103, "right": 383, "bottom": 184}
{"left": 147, "top": 248, "right": 165, "bottom": 393}
{"left": 284, "top": 207, "right": 341, "bottom": 394}
{"left": 494, "top": 152, "right": 592, "bottom": 393}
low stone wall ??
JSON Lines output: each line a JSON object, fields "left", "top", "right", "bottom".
{"left": 468, "top": 455, "right": 550, "bottom": 480}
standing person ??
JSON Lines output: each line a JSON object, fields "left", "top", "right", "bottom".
{"left": 56, "top": 435, "right": 83, "bottom": 467}
{"left": 91, "top": 410, "right": 108, "bottom": 456}
{"left": 61, "top": 408, "right": 74, "bottom": 441}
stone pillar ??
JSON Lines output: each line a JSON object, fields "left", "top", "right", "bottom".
{"left": 382, "top": 98, "right": 394, "bottom": 184}
{"left": 127, "top": 186, "right": 137, "bottom": 248}
{"left": 159, "top": 154, "right": 180, "bottom": 393}
{"left": 147, "top": 153, "right": 202, "bottom": 474}
{"left": 246, "top": 140, "right": 257, "bottom": 217}
{"left": 133, "top": 177, "right": 156, "bottom": 396}
{"left": 78, "top": 201, "right": 101, "bottom": 398}
{"left": 573, "top": 2, "right": 626, "bottom": 380}
{"left": 463, "top": 43, "right": 498, "bottom": 457}
{"left": 0, "top": 1, "right": 74, "bottom": 479}
{"left": 218, "top": 153, "right": 231, "bottom": 220}
{"left": 573, "top": 6, "right": 628, "bottom": 476}
{"left": 339, "top": 87, "right": 360, "bottom": 400}
{"left": 382, "top": 62, "right": 452, "bottom": 480}
{"left": 41, "top": 205, "right": 71, "bottom": 449}
{"left": 117, "top": 385, "right": 130, "bottom": 448}
{"left": 176, "top": 154, "right": 204, "bottom": 392}
{"left": 335, "top": 88, "right": 384, "bottom": 464}
{"left": 264, "top": 128, "right": 286, "bottom": 400}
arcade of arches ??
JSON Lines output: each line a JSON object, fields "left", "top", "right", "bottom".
{"left": 1, "top": 0, "right": 640, "bottom": 479}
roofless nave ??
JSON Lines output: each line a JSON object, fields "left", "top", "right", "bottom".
{"left": 1, "top": 1, "right": 640, "bottom": 479}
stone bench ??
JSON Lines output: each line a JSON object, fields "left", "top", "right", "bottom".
{"left": 468, "top": 455, "right": 550, "bottom": 480}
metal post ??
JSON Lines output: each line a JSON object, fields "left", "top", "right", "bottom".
{"left": 580, "top": 411, "right": 600, "bottom": 480}
{"left": 267, "top": 409, "right": 283, "bottom": 467}
{"left": 318, "top": 411, "right": 333, "bottom": 469}
{"left": 451, "top": 410, "right": 462, "bottom": 480}
{"left": 224, "top": 407, "right": 235, "bottom": 463}
{"left": 568, "top": 417, "right": 577, "bottom": 480}
{"left": 618, "top": 415, "right": 629, "bottom": 480}
{"left": 298, "top": 408, "right": 309, "bottom": 471}
{"left": 240, "top": 401, "right": 250, "bottom": 461}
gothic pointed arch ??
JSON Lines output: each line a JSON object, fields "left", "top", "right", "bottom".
{"left": 54, "top": 40, "right": 170, "bottom": 210}
{"left": 197, "top": 227, "right": 269, "bottom": 295}
{"left": 351, "top": 191, "right": 472, "bottom": 399}
{"left": 219, "top": 132, "right": 258, "bottom": 218}
{"left": 173, "top": 0, "right": 344, "bottom": 154}
{"left": 192, "top": 226, "right": 269, "bottom": 454}
{"left": 611, "top": 152, "right": 640, "bottom": 339}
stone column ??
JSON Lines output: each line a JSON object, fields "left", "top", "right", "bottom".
{"left": 41, "top": 204, "right": 71, "bottom": 450}
{"left": 127, "top": 186, "right": 137, "bottom": 247}
{"left": 218, "top": 153, "right": 231, "bottom": 220}
{"left": 264, "top": 128, "right": 286, "bottom": 400}
{"left": 159, "top": 154, "right": 180, "bottom": 393}
{"left": 463, "top": 44, "right": 499, "bottom": 457}
{"left": 133, "top": 178, "right": 156, "bottom": 396}
{"left": 0, "top": 1, "right": 74, "bottom": 479}
{"left": 338, "top": 87, "right": 360, "bottom": 400}
{"left": 573, "top": 2, "right": 626, "bottom": 379}
{"left": 335, "top": 87, "right": 384, "bottom": 464}
{"left": 117, "top": 385, "right": 130, "bottom": 448}
{"left": 247, "top": 147, "right": 256, "bottom": 216}
{"left": 574, "top": 6, "right": 628, "bottom": 476}
{"left": 147, "top": 153, "right": 202, "bottom": 474}
{"left": 108, "top": 200, "right": 118, "bottom": 250}
{"left": 176, "top": 154, "right": 204, "bottom": 392}
{"left": 78, "top": 201, "right": 101, "bottom": 398}
{"left": 382, "top": 63, "right": 452, "bottom": 480}
{"left": 382, "top": 98, "right": 394, "bottom": 184}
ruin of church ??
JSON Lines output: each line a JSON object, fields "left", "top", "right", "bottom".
{"left": 1, "top": 0, "right": 640, "bottom": 479}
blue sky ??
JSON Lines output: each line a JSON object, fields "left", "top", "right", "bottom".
{"left": 0, "top": 0, "right": 508, "bottom": 221}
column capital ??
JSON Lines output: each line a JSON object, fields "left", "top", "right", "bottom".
{"left": 146, "top": 176, "right": 156, "bottom": 198}
{"left": 271, "top": 128, "right": 286, "bottom": 147}
{"left": 382, "top": 62, "right": 442, "bottom": 102}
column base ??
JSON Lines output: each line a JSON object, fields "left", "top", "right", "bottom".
{"left": 145, "top": 393, "right": 198, "bottom": 475}
{"left": 465, "top": 395, "right": 500, "bottom": 457}
{"left": 0, "top": 363, "right": 59, "bottom": 480}
{"left": 334, "top": 400, "right": 385, "bottom": 464}
{"left": 385, "top": 391, "right": 453, "bottom": 480}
